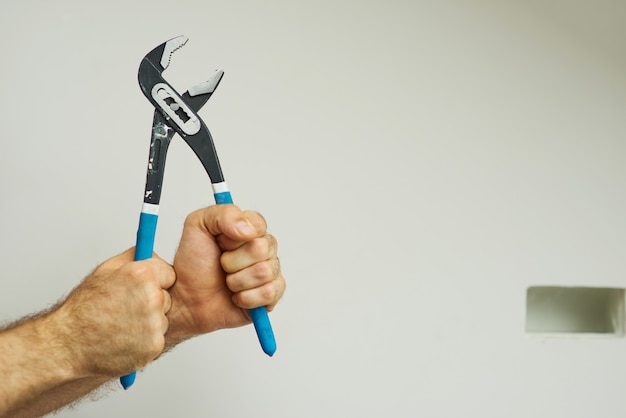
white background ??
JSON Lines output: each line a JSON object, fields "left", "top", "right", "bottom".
{"left": 1, "top": 1, "right": 625, "bottom": 417}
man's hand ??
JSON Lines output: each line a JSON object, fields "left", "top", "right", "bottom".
{"left": 0, "top": 249, "right": 176, "bottom": 416}
{"left": 166, "top": 205, "right": 286, "bottom": 344}
{"left": 55, "top": 248, "right": 176, "bottom": 377}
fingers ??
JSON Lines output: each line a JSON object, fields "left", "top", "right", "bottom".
{"left": 232, "top": 271, "right": 286, "bottom": 311}
{"left": 222, "top": 233, "right": 286, "bottom": 311}
{"left": 142, "top": 275, "right": 172, "bottom": 337}
{"left": 64, "top": 254, "right": 176, "bottom": 376}
{"left": 118, "top": 259, "right": 174, "bottom": 341}
{"left": 149, "top": 256, "right": 177, "bottom": 290}
{"left": 118, "top": 259, "right": 175, "bottom": 311}
{"left": 225, "top": 257, "right": 280, "bottom": 292}
{"left": 221, "top": 234, "right": 278, "bottom": 273}
{"left": 147, "top": 287, "right": 171, "bottom": 336}
{"left": 163, "top": 289, "right": 172, "bottom": 314}
{"left": 138, "top": 261, "right": 174, "bottom": 335}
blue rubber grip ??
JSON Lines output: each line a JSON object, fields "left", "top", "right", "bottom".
{"left": 135, "top": 212, "right": 158, "bottom": 261}
{"left": 214, "top": 190, "right": 233, "bottom": 204}
{"left": 120, "top": 371, "right": 136, "bottom": 390}
{"left": 213, "top": 190, "right": 276, "bottom": 356}
{"left": 249, "top": 306, "right": 276, "bottom": 356}
{"left": 120, "top": 211, "right": 159, "bottom": 390}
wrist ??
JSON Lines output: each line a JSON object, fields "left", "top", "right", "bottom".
{"left": 164, "top": 290, "right": 192, "bottom": 348}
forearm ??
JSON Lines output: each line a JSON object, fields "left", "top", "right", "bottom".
{"left": 0, "top": 312, "right": 69, "bottom": 415}
{"left": 9, "top": 376, "right": 112, "bottom": 418}
{"left": 0, "top": 308, "right": 99, "bottom": 417}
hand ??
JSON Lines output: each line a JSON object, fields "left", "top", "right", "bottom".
{"left": 166, "top": 205, "right": 286, "bottom": 344}
{"left": 53, "top": 248, "right": 175, "bottom": 378}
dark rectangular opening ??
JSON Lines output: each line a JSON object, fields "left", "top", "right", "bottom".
{"left": 526, "top": 286, "right": 625, "bottom": 335}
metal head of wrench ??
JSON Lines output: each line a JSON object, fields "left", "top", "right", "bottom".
{"left": 138, "top": 35, "right": 226, "bottom": 203}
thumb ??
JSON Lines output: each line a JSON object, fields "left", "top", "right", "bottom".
{"left": 196, "top": 204, "right": 266, "bottom": 242}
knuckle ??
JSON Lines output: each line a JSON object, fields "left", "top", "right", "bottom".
{"left": 249, "top": 238, "right": 271, "bottom": 260}
{"left": 267, "top": 280, "right": 286, "bottom": 312}
{"left": 183, "top": 208, "right": 202, "bottom": 228}
{"left": 235, "top": 290, "right": 251, "bottom": 307}
{"left": 271, "top": 257, "right": 281, "bottom": 277}
{"left": 148, "top": 315, "right": 165, "bottom": 338}
{"left": 124, "top": 262, "right": 154, "bottom": 282}
{"left": 259, "top": 283, "right": 277, "bottom": 302}
{"left": 149, "top": 333, "right": 165, "bottom": 356}
{"left": 226, "top": 273, "right": 243, "bottom": 292}
{"left": 253, "top": 258, "right": 280, "bottom": 284}
{"left": 147, "top": 286, "right": 165, "bottom": 309}
{"left": 220, "top": 253, "right": 237, "bottom": 273}
{"left": 252, "top": 261, "right": 272, "bottom": 280}
{"left": 267, "top": 234, "right": 278, "bottom": 251}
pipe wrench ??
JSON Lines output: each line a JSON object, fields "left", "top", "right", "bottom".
{"left": 121, "top": 36, "right": 276, "bottom": 390}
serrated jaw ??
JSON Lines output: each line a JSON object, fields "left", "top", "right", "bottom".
{"left": 160, "top": 35, "right": 189, "bottom": 69}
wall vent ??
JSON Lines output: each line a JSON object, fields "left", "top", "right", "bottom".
{"left": 526, "top": 286, "right": 625, "bottom": 336}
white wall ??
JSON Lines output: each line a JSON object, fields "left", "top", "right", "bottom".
{"left": 1, "top": 1, "right": 625, "bottom": 417}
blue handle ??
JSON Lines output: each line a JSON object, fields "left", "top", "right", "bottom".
{"left": 120, "top": 211, "right": 159, "bottom": 390}
{"left": 214, "top": 190, "right": 234, "bottom": 205}
{"left": 249, "top": 306, "right": 277, "bottom": 356}
{"left": 214, "top": 190, "right": 276, "bottom": 356}
{"left": 135, "top": 212, "right": 158, "bottom": 261}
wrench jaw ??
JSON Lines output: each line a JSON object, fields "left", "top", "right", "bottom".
{"left": 142, "top": 35, "right": 188, "bottom": 73}
{"left": 189, "top": 69, "right": 224, "bottom": 97}
{"left": 159, "top": 35, "right": 189, "bottom": 70}
{"left": 137, "top": 35, "right": 189, "bottom": 117}
{"left": 182, "top": 70, "right": 225, "bottom": 115}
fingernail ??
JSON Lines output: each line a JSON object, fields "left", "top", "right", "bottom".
{"left": 235, "top": 220, "right": 255, "bottom": 235}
